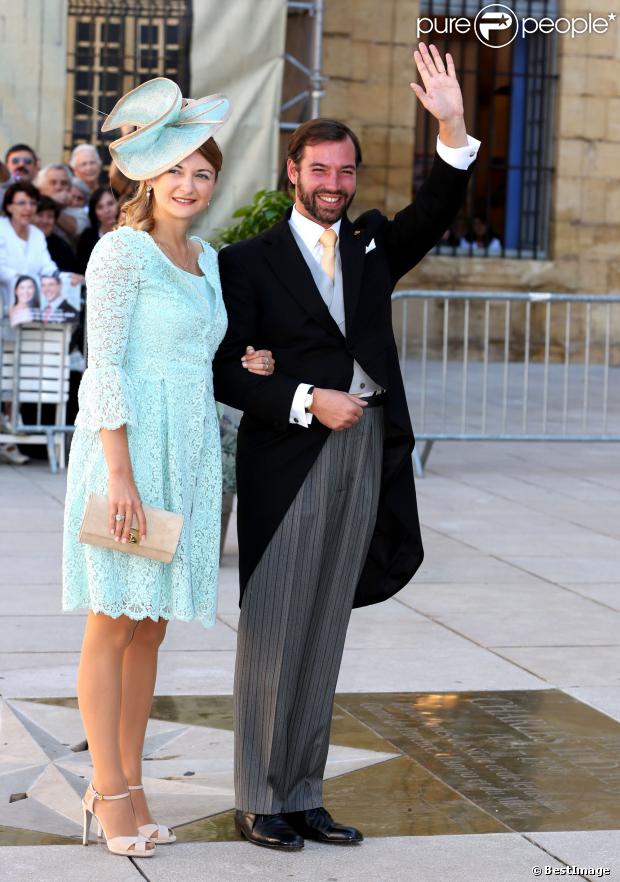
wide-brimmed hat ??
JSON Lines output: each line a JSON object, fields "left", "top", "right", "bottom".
{"left": 102, "top": 77, "right": 231, "bottom": 181}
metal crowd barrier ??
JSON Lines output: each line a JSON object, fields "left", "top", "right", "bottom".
{"left": 0, "top": 319, "right": 75, "bottom": 473}
{"left": 391, "top": 290, "right": 620, "bottom": 477}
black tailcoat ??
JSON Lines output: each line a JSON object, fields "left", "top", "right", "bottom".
{"left": 213, "top": 153, "right": 474, "bottom": 607}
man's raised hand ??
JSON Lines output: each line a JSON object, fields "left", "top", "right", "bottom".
{"left": 410, "top": 43, "right": 463, "bottom": 121}
{"left": 410, "top": 43, "right": 467, "bottom": 147}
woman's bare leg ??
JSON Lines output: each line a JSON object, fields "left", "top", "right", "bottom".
{"left": 77, "top": 611, "right": 152, "bottom": 846}
{"left": 119, "top": 617, "right": 168, "bottom": 831}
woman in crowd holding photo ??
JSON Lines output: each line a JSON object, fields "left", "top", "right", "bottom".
{"left": 62, "top": 79, "right": 275, "bottom": 859}
{"left": 0, "top": 181, "right": 57, "bottom": 313}
{"left": 0, "top": 182, "right": 59, "bottom": 464}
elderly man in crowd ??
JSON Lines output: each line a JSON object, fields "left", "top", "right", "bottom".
{"left": 70, "top": 144, "right": 102, "bottom": 195}
{"left": 34, "top": 164, "right": 90, "bottom": 245}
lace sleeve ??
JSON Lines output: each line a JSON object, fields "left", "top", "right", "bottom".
{"left": 75, "top": 229, "right": 141, "bottom": 432}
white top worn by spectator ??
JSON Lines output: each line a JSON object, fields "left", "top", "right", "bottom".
{"left": 288, "top": 133, "right": 482, "bottom": 428}
{"left": 0, "top": 216, "right": 58, "bottom": 311}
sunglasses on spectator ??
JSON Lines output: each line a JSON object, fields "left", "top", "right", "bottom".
{"left": 11, "top": 199, "right": 38, "bottom": 207}
{"left": 8, "top": 156, "right": 34, "bottom": 165}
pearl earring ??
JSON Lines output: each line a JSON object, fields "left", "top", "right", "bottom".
{"left": 146, "top": 185, "right": 152, "bottom": 200}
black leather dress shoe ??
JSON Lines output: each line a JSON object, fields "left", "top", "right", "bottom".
{"left": 234, "top": 811, "right": 304, "bottom": 850}
{"left": 284, "top": 807, "right": 363, "bottom": 844}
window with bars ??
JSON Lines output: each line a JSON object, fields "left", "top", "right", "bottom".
{"left": 415, "top": 0, "right": 558, "bottom": 259}
{"left": 64, "top": 0, "right": 192, "bottom": 168}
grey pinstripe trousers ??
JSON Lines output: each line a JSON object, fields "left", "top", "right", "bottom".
{"left": 234, "top": 406, "right": 384, "bottom": 813}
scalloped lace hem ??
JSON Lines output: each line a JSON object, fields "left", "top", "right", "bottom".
{"left": 62, "top": 599, "right": 217, "bottom": 628}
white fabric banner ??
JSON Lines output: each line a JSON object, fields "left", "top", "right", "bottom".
{"left": 189, "top": 0, "right": 287, "bottom": 241}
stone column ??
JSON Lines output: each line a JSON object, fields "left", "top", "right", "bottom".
{"left": 0, "top": 0, "right": 68, "bottom": 166}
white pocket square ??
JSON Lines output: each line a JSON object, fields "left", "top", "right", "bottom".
{"left": 365, "top": 238, "right": 376, "bottom": 254}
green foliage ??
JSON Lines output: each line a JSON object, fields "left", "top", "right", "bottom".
{"left": 213, "top": 189, "right": 293, "bottom": 250}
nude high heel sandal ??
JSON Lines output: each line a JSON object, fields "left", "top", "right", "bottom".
{"left": 82, "top": 783, "right": 155, "bottom": 857}
{"left": 128, "top": 784, "right": 177, "bottom": 844}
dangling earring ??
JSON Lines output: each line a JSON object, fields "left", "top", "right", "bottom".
{"left": 146, "top": 185, "right": 152, "bottom": 201}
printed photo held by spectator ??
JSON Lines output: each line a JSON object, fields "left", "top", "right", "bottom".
{"left": 34, "top": 164, "right": 90, "bottom": 246}
{"left": 0, "top": 181, "right": 57, "bottom": 313}
{"left": 70, "top": 144, "right": 103, "bottom": 195}
{"left": 9, "top": 274, "right": 40, "bottom": 327}
{"left": 76, "top": 187, "right": 119, "bottom": 274}
{"left": 40, "top": 273, "right": 79, "bottom": 323}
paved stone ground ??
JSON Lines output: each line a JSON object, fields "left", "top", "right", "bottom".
{"left": 1, "top": 439, "right": 620, "bottom": 881}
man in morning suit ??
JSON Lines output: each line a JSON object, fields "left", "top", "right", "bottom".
{"left": 213, "top": 43, "right": 480, "bottom": 850}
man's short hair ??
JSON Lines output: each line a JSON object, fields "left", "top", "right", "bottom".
{"left": 288, "top": 118, "right": 363, "bottom": 167}
{"left": 5, "top": 143, "right": 38, "bottom": 162}
{"left": 34, "top": 164, "right": 70, "bottom": 189}
{"left": 70, "top": 143, "right": 102, "bottom": 167}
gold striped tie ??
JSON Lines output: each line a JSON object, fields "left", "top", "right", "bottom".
{"left": 319, "top": 228, "right": 338, "bottom": 282}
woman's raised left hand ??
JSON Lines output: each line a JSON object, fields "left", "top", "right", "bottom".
{"left": 242, "top": 345, "right": 275, "bottom": 376}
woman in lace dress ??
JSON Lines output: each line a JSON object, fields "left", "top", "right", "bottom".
{"left": 62, "top": 80, "right": 274, "bottom": 857}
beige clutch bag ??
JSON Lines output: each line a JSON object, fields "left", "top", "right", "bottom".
{"left": 79, "top": 493, "right": 183, "bottom": 564}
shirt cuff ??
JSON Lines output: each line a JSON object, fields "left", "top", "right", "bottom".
{"left": 436, "top": 134, "right": 481, "bottom": 170}
{"left": 290, "top": 383, "right": 314, "bottom": 428}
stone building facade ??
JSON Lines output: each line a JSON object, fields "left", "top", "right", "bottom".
{"left": 2, "top": 0, "right": 617, "bottom": 303}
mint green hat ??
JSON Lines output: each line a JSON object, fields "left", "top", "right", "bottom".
{"left": 102, "top": 77, "right": 231, "bottom": 181}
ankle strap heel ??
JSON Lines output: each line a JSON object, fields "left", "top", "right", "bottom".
{"left": 127, "top": 783, "right": 177, "bottom": 844}
{"left": 81, "top": 783, "right": 155, "bottom": 857}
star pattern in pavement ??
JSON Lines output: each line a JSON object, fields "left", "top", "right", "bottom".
{"left": 0, "top": 698, "right": 398, "bottom": 840}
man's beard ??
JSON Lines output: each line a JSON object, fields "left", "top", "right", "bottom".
{"left": 297, "top": 180, "right": 355, "bottom": 225}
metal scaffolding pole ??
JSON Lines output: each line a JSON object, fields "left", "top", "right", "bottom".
{"left": 281, "top": 0, "right": 326, "bottom": 131}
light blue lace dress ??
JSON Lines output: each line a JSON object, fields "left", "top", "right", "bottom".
{"left": 62, "top": 226, "right": 227, "bottom": 627}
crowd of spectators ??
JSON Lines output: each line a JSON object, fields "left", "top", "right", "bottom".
{"left": 0, "top": 141, "right": 125, "bottom": 464}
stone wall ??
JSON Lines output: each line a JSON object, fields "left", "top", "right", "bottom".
{"left": 0, "top": 0, "right": 68, "bottom": 167}
{"left": 321, "top": 0, "right": 418, "bottom": 219}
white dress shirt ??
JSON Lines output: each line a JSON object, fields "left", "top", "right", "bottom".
{"left": 0, "top": 217, "right": 58, "bottom": 311}
{"left": 288, "top": 134, "right": 481, "bottom": 428}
